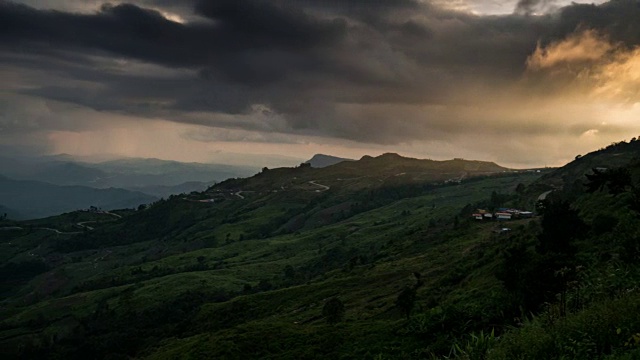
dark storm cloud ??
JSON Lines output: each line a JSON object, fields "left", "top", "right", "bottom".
{"left": 550, "top": 0, "right": 640, "bottom": 46}
{"left": 1, "top": 0, "right": 639, "bottom": 145}
{"left": 193, "top": 0, "right": 343, "bottom": 47}
{"left": 0, "top": 3, "right": 193, "bottom": 66}
{"left": 0, "top": 1, "right": 346, "bottom": 82}
{"left": 514, "top": 0, "right": 558, "bottom": 15}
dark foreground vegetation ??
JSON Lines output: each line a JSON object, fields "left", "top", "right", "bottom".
{"left": 3, "top": 143, "right": 640, "bottom": 359}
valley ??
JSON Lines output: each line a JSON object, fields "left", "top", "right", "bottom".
{"left": 0, "top": 156, "right": 258, "bottom": 219}
{"left": 2, "top": 143, "right": 640, "bottom": 359}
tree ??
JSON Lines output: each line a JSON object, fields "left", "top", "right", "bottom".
{"left": 396, "top": 286, "right": 417, "bottom": 320}
{"left": 498, "top": 241, "right": 531, "bottom": 295}
{"left": 322, "top": 297, "right": 345, "bottom": 324}
{"left": 283, "top": 264, "right": 295, "bottom": 279}
{"left": 630, "top": 186, "right": 640, "bottom": 214}
{"left": 257, "top": 279, "right": 273, "bottom": 292}
{"left": 614, "top": 217, "right": 640, "bottom": 263}
{"left": 585, "top": 168, "right": 608, "bottom": 193}
{"left": 585, "top": 167, "right": 631, "bottom": 195}
{"left": 489, "top": 191, "right": 508, "bottom": 210}
{"left": 536, "top": 199, "right": 585, "bottom": 256}
{"left": 607, "top": 167, "right": 631, "bottom": 195}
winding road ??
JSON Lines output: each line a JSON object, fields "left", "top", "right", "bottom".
{"left": 0, "top": 226, "right": 81, "bottom": 235}
{"left": 309, "top": 180, "right": 330, "bottom": 192}
{"left": 0, "top": 211, "right": 123, "bottom": 235}
{"left": 538, "top": 190, "right": 554, "bottom": 201}
{"left": 103, "top": 211, "right": 122, "bottom": 219}
{"left": 77, "top": 221, "right": 95, "bottom": 230}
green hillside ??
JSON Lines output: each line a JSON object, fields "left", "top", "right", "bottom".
{"left": 3, "top": 146, "right": 640, "bottom": 359}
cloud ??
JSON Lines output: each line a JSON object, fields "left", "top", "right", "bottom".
{"left": 514, "top": 0, "right": 558, "bottom": 15}
{"left": 193, "top": 0, "right": 346, "bottom": 48}
{"left": 551, "top": 0, "right": 640, "bottom": 46}
{"left": 526, "top": 28, "right": 640, "bottom": 103}
{"left": 1, "top": 0, "right": 640, "bottom": 167}
{"left": 0, "top": 1, "right": 347, "bottom": 79}
{"left": 527, "top": 29, "right": 615, "bottom": 70}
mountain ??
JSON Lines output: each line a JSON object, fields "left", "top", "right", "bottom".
{"left": 0, "top": 205, "right": 20, "bottom": 220}
{"left": 125, "top": 181, "right": 214, "bottom": 198}
{"left": 304, "top": 154, "right": 354, "bottom": 168}
{"left": 86, "top": 157, "right": 257, "bottom": 188}
{"left": 0, "top": 175, "right": 157, "bottom": 219}
{"left": 216, "top": 153, "right": 510, "bottom": 195}
{"left": 31, "top": 162, "right": 109, "bottom": 186}
{"left": 0, "top": 155, "right": 257, "bottom": 218}
{"left": 535, "top": 139, "right": 640, "bottom": 189}
{"left": 342, "top": 152, "right": 508, "bottom": 177}
{"left": 0, "top": 155, "right": 257, "bottom": 190}
{"left": 4, "top": 142, "right": 640, "bottom": 359}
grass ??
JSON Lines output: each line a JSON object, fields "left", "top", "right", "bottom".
{"left": 7, "top": 141, "right": 640, "bottom": 359}
{"left": 0, "top": 170, "right": 544, "bottom": 359}
{"left": 489, "top": 292, "right": 640, "bottom": 360}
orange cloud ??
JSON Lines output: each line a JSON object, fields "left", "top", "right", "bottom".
{"left": 527, "top": 29, "right": 616, "bottom": 71}
{"left": 526, "top": 29, "right": 640, "bottom": 103}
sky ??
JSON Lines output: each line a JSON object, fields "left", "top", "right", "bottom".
{"left": 1, "top": 0, "right": 639, "bottom": 168}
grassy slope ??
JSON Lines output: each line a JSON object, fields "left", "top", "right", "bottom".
{"left": 139, "top": 140, "right": 640, "bottom": 360}
{"left": 4, "top": 141, "right": 640, "bottom": 359}
{"left": 0, "top": 167, "right": 541, "bottom": 358}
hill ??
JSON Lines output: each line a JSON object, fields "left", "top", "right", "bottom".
{"left": 304, "top": 154, "right": 354, "bottom": 168}
{"left": 125, "top": 181, "right": 214, "bottom": 198}
{"left": 0, "top": 155, "right": 257, "bottom": 189}
{"left": 4, "top": 142, "right": 640, "bottom": 359}
{"left": 534, "top": 139, "right": 640, "bottom": 188}
{"left": 0, "top": 175, "right": 157, "bottom": 219}
{"left": 90, "top": 157, "right": 257, "bottom": 187}
{"left": 217, "top": 153, "right": 510, "bottom": 194}
{"left": 31, "top": 162, "right": 109, "bottom": 186}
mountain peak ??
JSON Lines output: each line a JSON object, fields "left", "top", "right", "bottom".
{"left": 305, "top": 154, "right": 354, "bottom": 168}
{"left": 378, "top": 152, "right": 405, "bottom": 159}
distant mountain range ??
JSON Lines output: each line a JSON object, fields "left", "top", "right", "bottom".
{"left": 0, "top": 155, "right": 258, "bottom": 189}
{"left": 0, "top": 155, "right": 260, "bottom": 219}
{"left": 0, "top": 152, "right": 510, "bottom": 220}
{"left": 0, "top": 175, "right": 157, "bottom": 220}
{"left": 0, "top": 204, "right": 20, "bottom": 220}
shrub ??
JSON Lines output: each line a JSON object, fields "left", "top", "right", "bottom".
{"left": 323, "top": 297, "right": 345, "bottom": 325}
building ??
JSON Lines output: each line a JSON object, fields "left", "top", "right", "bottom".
{"left": 519, "top": 211, "right": 534, "bottom": 218}
{"left": 495, "top": 212, "right": 512, "bottom": 220}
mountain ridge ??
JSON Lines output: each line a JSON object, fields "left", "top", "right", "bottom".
{"left": 0, "top": 175, "right": 158, "bottom": 219}
{"left": 5, "top": 140, "right": 640, "bottom": 359}
{"left": 304, "top": 154, "right": 354, "bottom": 168}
